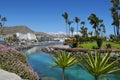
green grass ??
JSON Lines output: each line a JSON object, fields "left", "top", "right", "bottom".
{"left": 103, "top": 41, "right": 120, "bottom": 49}
{"left": 78, "top": 41, "right": 120, "bottom": 49}
{"left": 78, "top": 42, "right": 97, "bottom": 49}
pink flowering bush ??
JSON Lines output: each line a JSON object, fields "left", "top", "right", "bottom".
{"left": 0, "top": 44, "right": 40, "bottom": 80}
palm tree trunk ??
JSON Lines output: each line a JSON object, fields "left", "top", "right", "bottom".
{"left": 68, "top": 25, "right": 70, "bottom": 37}
{"left": 66, "top": 23, "right": 68, "bottom": 37}
{"left": 66, "top": 23, "right": 67, "bottom": 36}
{"left": 114, "top": 26, "right": 116, "bottom": 37}
{"left": 72, "top": 32, "right": 73, "bottom": 37}
{"left": 62, "top": 68, "right": 65, "bottom": 80}
{"left": 116, "top": 26, "right": 119, "bottom": 40}
{"left": 117, "top": 26, "right": 119, "bottom": 38}
{"left": 95, "top": 28, "right": 97, "bottom": 36}
{"left": 77, "top": 23, "right": 78, "bottom": 35}
{"left": 94, "top": 75, "right": 98, "bottom": 80}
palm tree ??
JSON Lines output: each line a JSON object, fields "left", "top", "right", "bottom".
{"left": 110, "top": 7, "right": 119, "bottom": 37}
{"left": 74, "top": 17, "right": 80, "bottom": 35}
{"left": 88, "top": 13, "right": 99, "bottom": 36}
{"left": 99, "top": 19, "right": 106, "bottom": 37}
{"left": 100, "top": 23, "right": 106, "bottom": 37}
{"left": 1, "top": 17, "right": 7, "bottom": 34}
{"left": 62, "top": 12, "right": 69, "bottom": 36}
{"left": 110, "top": 0, "right": 120, "bottom": 39}
{"left": 68, "top": 20, "right": 73, "bottom": 36}
{"left": 81, "top": 21, "right": 85, "bottom": 27}
{"left": 79, "top": 51, "right": 120, "bottom": 80}
{"left": 80, "top": 21, "right": 88, "bottom": 37}
{"left": 0, "top": 23, "right": 2, "bottom": 28}
{"left": 110, "top": 0, "right": 119, "bottom": 7}
{"left": 1, "top": 17, "right": 7, "bottom": 27}
{"left": 80, "top": 26, "right": 88, "bottom": 37}
{"left": 70, "top": 27, "right": 74, "bottom": 37}
{"left": 88, "top": 31, "right": 93, "bottom": 37}
{"left": 51, "top": 51, "right": 78, "bottom": 80}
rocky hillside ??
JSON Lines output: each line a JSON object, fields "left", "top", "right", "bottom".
{"left": 0, "top": 44, "right": 40, "bottom": 80}
{"left": 2, "top": 25, "right": 34, "bottom": 34}
{"left": 1, "top": 25, "right": 53, "bottom": 37}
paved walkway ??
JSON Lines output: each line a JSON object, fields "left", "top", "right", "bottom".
{"left": 48, "top": 44, "right": 69, "bottom": 48}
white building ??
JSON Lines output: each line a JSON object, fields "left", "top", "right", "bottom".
{"left": 16, "top": 33, "right": 37, "bottom": 40}
{"left": 1, "top": 26, "right": 37, "bottom": 41}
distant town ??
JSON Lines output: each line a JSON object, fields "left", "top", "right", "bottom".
{"left": 0, "top": 26, "right": 67, "bottom": 49}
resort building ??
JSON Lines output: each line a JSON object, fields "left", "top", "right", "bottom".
{"left": 0, "top": 26, "right": 37, "bottom": 41}
{"left": 35, "top": 32, "right": 54, "bottom": 41}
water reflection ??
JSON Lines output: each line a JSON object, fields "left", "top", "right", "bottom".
{"left": 24, "top": 42, "right": 120, "bottom": 80}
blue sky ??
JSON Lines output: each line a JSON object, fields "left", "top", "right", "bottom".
{"left": 0, "top": 0, "right": 114, "bottom": 36}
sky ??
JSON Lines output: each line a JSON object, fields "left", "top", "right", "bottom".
{"left": 0, "top": 0, "right": 114, "bottom": 36}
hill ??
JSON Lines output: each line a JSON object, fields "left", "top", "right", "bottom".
{"left": 1, "top": 26, "right": 34, "bottom": 34}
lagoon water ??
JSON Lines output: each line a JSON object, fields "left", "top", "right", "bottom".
{"left": 24, "top": 42, "right": 120, "bottom": 80}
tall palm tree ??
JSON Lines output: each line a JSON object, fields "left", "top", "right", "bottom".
{"left": 74, "top": 17, "right": 80, "bottom": 35}
{"left": 80, "top": 26, "right": 88, "bottom": 37}
{"left": 100, "top": 23, "right": 106, "bottom": 37}
{"left": 88, "top": 13, "right": 99, "bottom": 36}
{"left": 110, "top": 0, "right": 119, "bottom": 7}
{"left": 79, "top": 51, "right": 120, "bottom": 80}
{"left": 70, "top": 27, "right": 74, "bottom": 37}
{"left": 110, "top": 0, "right": 120, "bottom": 39}
{"left": 99, "top": 19, "right": 106, "bottom": 37}
{"left": 62, "top": 12, "right": 69, "bottom": 36}
{"left": 0, "top": 23, "right": 2, "bottom": 28}
{"left": 81, "top": 21, "right": 85, "bottom": 27}
{"left": 111, "top": 7, "right": 119, "bottom": 36}
{"left": 1, "top": 17, "right": 7, "bottom": 27}
{"left": 88, "top": 31, "right": 93, "bottom": 37}
{"left": 51, "top": 51, "right": 78, "bottom": 80}
{"left": 1, "top": 17, "right": 7, "bottom": 34}
{"left": 80, "top": 21, "right": 88, "bottom": 37}
{"left": 68, "top": 20, "right": 73, "bottom": 36}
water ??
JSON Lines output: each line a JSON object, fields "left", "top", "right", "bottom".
{"left": 24, "top": 42, "right": 120, "bottom": 80}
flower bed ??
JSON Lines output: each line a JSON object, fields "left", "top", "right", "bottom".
{"left": 0, "top": 44, "right": 40, "bottom": 80}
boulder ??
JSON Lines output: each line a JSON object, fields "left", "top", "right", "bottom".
{"left": 0, "top": 69, "right": 22, "bottom": 80}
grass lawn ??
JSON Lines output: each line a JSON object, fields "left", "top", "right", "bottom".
{"left": 78, "top": 41, "right": 120, "bottom": 49}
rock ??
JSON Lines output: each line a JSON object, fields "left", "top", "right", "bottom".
{"left": 0, "top": 69, "right": 22, "bottom": 80}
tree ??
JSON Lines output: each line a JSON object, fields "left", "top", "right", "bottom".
{"left": 81, "top": 21, "right": 85, "bottom": 26}
{"left": 51, "top": 51, "right": 77, "bottom": 80}
{"left": 0, "top": 16, "right": 7, "bottom": 34}
{"left": 88, "top": 31, "right": 93, "bottom": 37}
{"left": 80, "top": 26, "right": 88, "bottom": 37}
{"left": 62, "top": 12, "right": 69, "bottom": 36}
{"left": 100, "top": 23, "right": 106, "bottom": 37}
{"left": 68, "top": 20, "right": 73, "bottom": 36}
{"left": 79, "top": 51, "right": 120, "bottom": 80}
{"left": 74, "top": 17, "right": 80, "bottom": 35}
{"left": 88, "top": 13, "right": 99, "bottom": 36}
{"left": 1, "top": 17, "right": 7, "bottom": 27}
{"left": 99, "top": 19, "right": 106, "bottom": 37}
{"left": 70, "top": 27, "right": 74, "bottom": 37}
{"left": 80, "top": 21, "right": 88, "bottom": 37}
{"left": 88, "top": 14, "right": 105, "bottom": 37}
{"left": 110, "top": 0, "right": 120, "bottom": 39}
{"left": 0, "top": 23, "right": 2, "bottom": 28}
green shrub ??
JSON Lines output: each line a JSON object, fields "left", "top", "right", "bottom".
{"left": 69, "top": 42, "right": 77, "bottom": 48}
{"left": 106, "top": 44, "right": 111, "bottom": 48}
{"left": 96, "top": 37, "right": 103, "bottom": 49}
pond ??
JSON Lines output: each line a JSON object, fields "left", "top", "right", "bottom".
{"left": 24, "top": 42, "right": 120, "bottom": 80}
